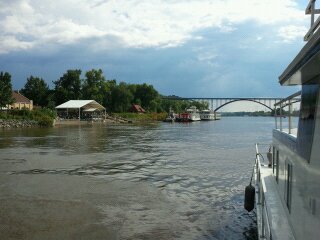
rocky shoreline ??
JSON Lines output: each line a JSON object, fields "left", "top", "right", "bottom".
{"left": 0, "top": 119, "right": 39, "bottom": 129}
{"left": 0, "top": 115, "right": 133, "bottom": 129}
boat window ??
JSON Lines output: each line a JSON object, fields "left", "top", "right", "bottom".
{"left": 272, "top": 146, "right": 276, "bottom": 174}
{"left": 276, "top": 150, "right": 279, "bottom": 183}
{"left": 297, "top": 84, "right": 319, "bottom": 162}
{"left": 284, "top": 162, "right": 293, "bottom": 213}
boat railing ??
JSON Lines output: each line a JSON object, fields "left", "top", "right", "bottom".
{"left": 255, "top": 143, "right": 272, "bottom": 240}
{"left": 255, "top": 143, "right": 296, "bottom": 240}
{"left": 304, "top": 0, "right": 320, "bottom": 41}
{"left": 274, "top": 91, "right": 301, "bottom": 136}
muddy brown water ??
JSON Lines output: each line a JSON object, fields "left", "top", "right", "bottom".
{"left": 0, "top": 117, "right": 274, "bottom": 239}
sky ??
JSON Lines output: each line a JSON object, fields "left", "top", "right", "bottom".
{"left": 0, "top": 0, "right": 311, "bottom": 109}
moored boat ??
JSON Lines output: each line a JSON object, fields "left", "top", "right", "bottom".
{"left": 199, "top": 109, "right": 221, "bottom": 120}
{"left": 214, "top": 112, "right": 221, "bottom": 120}
{"left": 199, "top": 109, "right": 215, "bottom": 120}
{"left": 248, "top": 2, "right": 320, "bottom": 239}
{"left": 176, "top": 106, "right": 201, "bottom": 122}
{"left": 185, "top": 106, "right": 201, "bottom": 121}
{"left": 164, "top": 107, "right": 176, "bottom": 122}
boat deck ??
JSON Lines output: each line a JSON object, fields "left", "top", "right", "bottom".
{"left": 255, "top": 161, "right": 295, "bottom": 239}
{"left": 282, "top": 128, "right": 297, "bottom": 137}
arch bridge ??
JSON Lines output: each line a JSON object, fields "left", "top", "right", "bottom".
{"left": 162, "top": 97, "right": 284, "bottom": 112}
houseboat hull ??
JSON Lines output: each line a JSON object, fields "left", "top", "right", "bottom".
{"left": 252, "top": 4, "right": 320, "bottom": 239}
{"left": 200, "top": 110, "right": 221, "bottom": 120}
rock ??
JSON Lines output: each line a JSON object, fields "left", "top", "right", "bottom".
{"left": 0, "top": 119, "right": 40, "bottom": 129}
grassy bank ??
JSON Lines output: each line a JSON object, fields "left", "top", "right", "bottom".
{"left": 113, "top": 112, "right": 167, "bottom": 122}
{"left": 0, "top": 109, "right": 56, "bottom": 127}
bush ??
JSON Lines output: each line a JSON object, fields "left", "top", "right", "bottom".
{"left": 3, "top": 109, "right": 32, "bottom": 119}
{"left": 0, "top": 112, "right": 8, "bottom": 119}
{"left": 36, "top": 115, "right": 54, "bottom": 127}
{"left": 0, "top": 108, "right": 56, "bottom": 127}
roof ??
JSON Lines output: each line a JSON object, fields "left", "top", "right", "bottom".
{"left": 130, "top": 104, "right": 145, "bottom": 112}
{"left": 279, "top": 22, "right": 320, "bottom": 86}
{"left": 55, "top": 100, "right": 105, "bottom": 110}
{"left": 12, "top": 91, "right": 31, "bottom": 103}
{"left": 83, "top": 108, "right": 98, "bottom": 112}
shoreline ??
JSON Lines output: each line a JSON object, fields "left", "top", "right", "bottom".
{"left": 0, "top": 119, "right": 39, "bottom": 129}
{"left": 0, "top": 117, "right": 132, "bottom": 129}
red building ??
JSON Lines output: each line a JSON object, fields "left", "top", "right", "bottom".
{"left": 129, "top": 104, "right": 145, "bottom": 113}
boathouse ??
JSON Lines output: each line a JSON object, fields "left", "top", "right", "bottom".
{"left": 55, "top": 100, "right": 106, "bottom": 121}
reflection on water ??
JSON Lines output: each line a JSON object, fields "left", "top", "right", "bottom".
{"left": 0, "top": 117, "right": 274, "bottom": 239}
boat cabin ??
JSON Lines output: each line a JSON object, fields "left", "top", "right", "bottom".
{"left": 254, "top": 1, "right": 320, "bottom": 239}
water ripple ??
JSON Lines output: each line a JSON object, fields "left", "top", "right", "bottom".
{"left": 1, "top": 118, "right": 274, "bottom": 239}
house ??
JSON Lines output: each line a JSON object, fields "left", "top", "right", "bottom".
{"left": 9, "top": 91, "right": 33, "bottom": 110}
{"left": 129, "top": 104, "right": 145, "bottom": 113}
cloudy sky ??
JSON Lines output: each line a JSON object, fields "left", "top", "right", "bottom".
{"left": 0, "top": 0, "right": 310, "bottom": 101}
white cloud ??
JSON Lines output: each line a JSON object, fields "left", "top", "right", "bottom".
{"left": 277, "top": 25, "right": 308, "bottom": 42}
{"left": 0, "top": 0, "right": 307, "bottom": 54}
{"left": 0, "top": 36, "right": 34, "bottom": 54}
{"left": 197, "top": 52, "right": 218, "bottom": 62}
{"left": 38, "top": 19, "right": 106, "bottom": 44}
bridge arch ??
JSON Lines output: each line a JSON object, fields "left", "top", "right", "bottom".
{"left": 213, "top": 99, "right": 273, "bottom": 112}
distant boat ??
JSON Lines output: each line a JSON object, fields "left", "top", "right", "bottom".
{"left": 215, "top": 112, "right": 221, "bottom": 120}
{"left": 176, "top": 106, "right": 201, "bottom": 122}
{"left": 186, "top": 106, "right": 201, "bottom": 121}
{"left": 200, "top": 109, "right": 215, "bottom": 120}
{"left": 164, "top": 108, "right": 176, "bottom": 122}
{"left": 199, "top": 109, "right": 221, "bottom": 120}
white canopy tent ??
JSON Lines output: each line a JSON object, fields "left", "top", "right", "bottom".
{"left": 55, "top": 100, "right": 106, "bottom": 120}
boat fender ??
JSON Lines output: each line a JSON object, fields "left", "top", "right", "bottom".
{"left": 244, "top": 183, "right": 255, "bottom": 212}
{"left": 267, "top": 147, "right": 272, "bottom": 167}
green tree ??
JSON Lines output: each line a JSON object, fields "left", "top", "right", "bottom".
{"left": 111, "top": 82, "right": 133, "bottom": 112}
{"left": 128, "top": 84, "right": 143, "bottom": 106}
{"left": 82, "top": 69, "right": 106, "bottom": 104}
{"left": 149, "top": 99, "right": 162, "bottom": 112}
{"left": 0, "top": 72, "right": 13, "bottom": 108}
{"left": 53, "top": 69, "right": 82, "bottom": 105}
{"left": 134, "top": 83, "right": 159, "bottom": 110}
{"left": 46, "top": 89, "right": 56, "bottom": 109}
{"left": 191, "top": 100, "right": 209, "bottom": 111}
{"left": 20, "top": 76, "right": 50, "bottom": 107}
{"left": 103, "top": 79, "right": 117, "bottom": 112}
{"left": 158, "top": 99, "right": 208, "bottom": 113}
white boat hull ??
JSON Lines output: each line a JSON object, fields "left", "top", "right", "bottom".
{"left": 200, "top": 110, "right": 221, "bottom": 120}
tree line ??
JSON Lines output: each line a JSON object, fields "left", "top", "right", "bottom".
{"left": 0, "top": 70, "right": 208, "bottom": 113}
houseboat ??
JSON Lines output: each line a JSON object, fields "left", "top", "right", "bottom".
{"left": 252, "top": 1, "right": 320, "bottom": 239}
{"left": 185, "top": 106, "right": 201, "bottom": 121}
{"left": 200, "top": 109, "right": 215, "bottom": 120}
{"left": 214, "top": 112, "right": 221, "bottom": 120}
{"left": 176, "top": 106, "right": 201, "bottom": 122}
{"left": 199, "top": 109, "right": 221, "bottom": 120}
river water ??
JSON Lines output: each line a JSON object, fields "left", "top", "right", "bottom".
{"left": 0, "top": 117, "right": 274, "bottom": 240}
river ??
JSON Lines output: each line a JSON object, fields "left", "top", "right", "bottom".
{"left": 0, "top": 117, "right": 275, "bottom": 240}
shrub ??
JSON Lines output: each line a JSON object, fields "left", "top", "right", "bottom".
{"left": 0, "top": 108, "right": 56, "bottom": 127}
{"left": 36, "top": 115, "right": 54, "bottom": 127}
{"left": 0, "top": 112, "right": 8, "bottom": 119}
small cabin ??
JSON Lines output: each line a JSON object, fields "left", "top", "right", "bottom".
{"left": 129, "top": 104, "right": 145, "bottom": 113}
